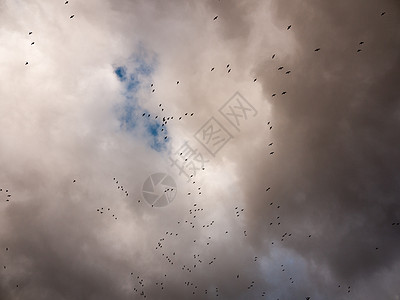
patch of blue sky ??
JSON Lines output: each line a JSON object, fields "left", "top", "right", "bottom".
{"left": 145, "top": 119, "right": 166, "bottom": 152}
{"left": 114, "top": 66, "right": 127, "bottom": 81}
{"left": 119, "top": 100, "right": 137, "bottom": 131}
{"left": 126, "top": 73, "right": 140, "bottom": 93}
{"left": 114, "top": 46, "right": 166, "bottom": 152}
{"left": 134, "top": 57, "right": 153, "bottom": 77}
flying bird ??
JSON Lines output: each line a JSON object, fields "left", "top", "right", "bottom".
{"left": 272, "top": 54, "right": 275, "bottom": 59}
{"left": 253, "top": 78, "right": 257, "bottom": 82}
{"left": 278, "top": 66, "right": 283, "bottom": 70}
{"left": 314, "top": 48, "right": 321, "bottom": 51}
{"left": 272, "top": 93, "right": 276, "bottom": 97}
{"left": 381, "top": 12, "right": 386, "bottom": 16}
{"left": 31, "top": 42, "right": 35, "bottom": 45}
{"left": 28, "top": 31, "right": 32, "bottom": 35}
{"left": 213, "top": 16, "right": 218, "bottom": 20}
{"left": 211, "top": 67, "right": 214, "bottom": 71}
{"left": 287, "top": 25, "right": 292, "bottom": 30}
{"left": 70, "top": 15, "right": 74, "bottom": 18}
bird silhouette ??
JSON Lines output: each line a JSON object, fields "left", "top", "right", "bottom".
{"left": 213, "top": 16, "right": 218, "bottom": 20}
{"left": 70, "top": 15, "right": 74, "bottom": 18}
{"left": 287, "top": 25, "right": 292, "bottom": 30}
{"left": 314, "top": 48, "right": 321, "bottom": 51}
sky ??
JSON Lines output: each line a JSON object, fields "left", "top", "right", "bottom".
{"left": 0, "top": 0, "right": 399, "bottom": 299}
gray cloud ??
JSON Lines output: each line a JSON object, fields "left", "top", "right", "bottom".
{"left": 0, "top": 0, "right": 399, "bottom": 299}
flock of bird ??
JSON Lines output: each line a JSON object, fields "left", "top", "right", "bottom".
{"left": 137, "top": 8, "right": 377, "bottom": 149}
{"left": 119, "top": 174, "right": 318, "bottom": 299}
{"left": 0, "top": 3, "right": 393, "bottom": 300}
{"left": 0, "top": 187, "right": 12, "bottom": 203}
{"left": 140, "top": 102, "right": 195, "bottom": 141}
{"left": 127, "top": 9, "right": 390, "bottom": 299}
{"left": 24, "top": 1, "right": 74, "bottom": 66}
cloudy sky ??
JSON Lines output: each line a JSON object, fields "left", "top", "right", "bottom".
{"left": 1, "top": 0, "right": 399, "bottom": 299}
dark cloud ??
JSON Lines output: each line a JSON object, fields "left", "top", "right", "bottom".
{"left": 1, "top": 0, "right": 399, "bottom": 299}
{"left": 243, "top": 0, "right": 400, "bottom": 296}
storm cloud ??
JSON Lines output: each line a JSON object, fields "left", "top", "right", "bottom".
{"left": 0, "top": 0, "right": 399, "bottom": 299}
